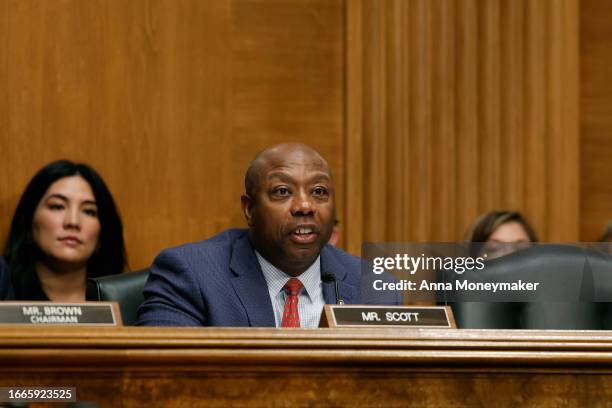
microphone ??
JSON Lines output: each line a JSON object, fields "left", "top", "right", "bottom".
{"left": 321, "top": 272, "right": 344, "bottom": 305}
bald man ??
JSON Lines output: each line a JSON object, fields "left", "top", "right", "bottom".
{"left": 138, "top": 143, "right": 401, "bottom": 327}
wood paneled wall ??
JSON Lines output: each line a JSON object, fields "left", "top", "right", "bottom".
{"left": 0, "top": 0, "right": 344, "bottom": 269}
{"left": 580, "top": 0, "right": 612, "bottom": 241}
{"left": 0, "top": 0, "right": 604, "bottom": 269}
{"left": 344, "top": 0, "right": 580, "bottom": 254}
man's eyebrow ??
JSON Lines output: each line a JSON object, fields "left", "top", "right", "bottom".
{"left": 266, "top": 171, "right": 331, "bottom": 184}
{"left": 266, "top": 172, "right": 294, "bottom": 183}
{"left": 308, "top": 173, "right": 331, "bottom": 183}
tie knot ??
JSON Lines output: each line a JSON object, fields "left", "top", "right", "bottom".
{"left": 283, "top": 278, "right": 303, "bottom": 296}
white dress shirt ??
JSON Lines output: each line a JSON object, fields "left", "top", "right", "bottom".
{"left": 255, "top": 251, "right": 325, "bottom": 328}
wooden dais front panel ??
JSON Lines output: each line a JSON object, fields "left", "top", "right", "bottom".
{"left": 1, "top": 326, "right": 612, "bottom": 406}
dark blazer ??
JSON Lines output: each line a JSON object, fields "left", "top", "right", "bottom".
{"left": 138, "top": 229, "right": 401, "bottom": 326}
{"left": 0, "top": 257, "right": 14, "bottom": 300}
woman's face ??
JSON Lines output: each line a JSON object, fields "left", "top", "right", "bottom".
{"left": 485, "top": 220, "right": 531, "bottom": 258}
{"left": 488, "top": 221, "right": 531, "bottom": 244}
{"left": 32, "top": 175, "right": 101, "bottom": 268}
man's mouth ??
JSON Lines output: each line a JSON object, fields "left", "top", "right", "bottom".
{"left": 290, "top": 226, "right": 318, "bottom": 244}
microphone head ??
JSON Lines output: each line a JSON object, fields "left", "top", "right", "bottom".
{"left": 321, "top": 272, "right": 336, "bottom": 283}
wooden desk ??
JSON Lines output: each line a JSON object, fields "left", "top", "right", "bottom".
{"left": 1, "top": 326, "right": 612, "bottom": 407}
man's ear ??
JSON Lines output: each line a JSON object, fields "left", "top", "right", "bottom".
{"left": 241, "top": 194, "right": 254, "bottom": 226}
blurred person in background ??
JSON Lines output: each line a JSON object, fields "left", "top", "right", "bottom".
{"left": 599, "top": 221, "right": 612, "bottom": 243}
{"left": 598, "top": 221, "right": 612, "bottom": 254}
{"left": 465, "top": 210, "right": 538, "bottom": 259}
{"left": 328, "top": 219, "right": 340, "bottom": 247}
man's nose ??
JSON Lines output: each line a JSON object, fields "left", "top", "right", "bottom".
{"left": 291, "top": 190, "right": 315, "bottom": 216}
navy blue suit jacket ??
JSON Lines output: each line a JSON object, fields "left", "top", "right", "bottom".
{"left": 138, "top": 229, "right": 401, "bottom": 326}
{"left": 0, "top": 257, "right": 14, "bottom": 301}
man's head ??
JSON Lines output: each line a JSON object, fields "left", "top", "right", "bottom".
{"left": 241, "top": 143, "right": 336, "bottom": 276}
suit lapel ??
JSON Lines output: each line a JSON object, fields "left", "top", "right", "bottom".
{"left": 320, "top": 246, "right": 358, "bottom": 304}
{"left": 229, "top": 234, "right": 276, "bottom": 327}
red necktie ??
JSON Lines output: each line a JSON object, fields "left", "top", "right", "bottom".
{"left": 281, "top": 278, "right": 303, "bottom": 328}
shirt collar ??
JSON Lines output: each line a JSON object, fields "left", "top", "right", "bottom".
{"left": 255, "top": 251, "right": 322, "bottom": 299}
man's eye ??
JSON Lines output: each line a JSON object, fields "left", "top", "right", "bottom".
{"left": 313, "top": 187, "right": 328, "bottom": 196}
{"left": 273, "top": 187, "right": 290, "bottom": 196}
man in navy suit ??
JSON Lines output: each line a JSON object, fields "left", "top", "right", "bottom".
{"left": 138, "top": 143, "right": 401, "bottom": 327}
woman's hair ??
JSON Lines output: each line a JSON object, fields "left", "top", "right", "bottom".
{"left": 3, "top": 160, "right": 127, "bottom": 299}
{"left": 599, "top": 221, "right": 612, "bottom": 243}
{"left": 464, "top": 210, "right": 538, "bottom": 243}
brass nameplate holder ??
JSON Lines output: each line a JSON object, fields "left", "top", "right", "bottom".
{"left": 320, "top": 305, "right": 455, "bottom": 328}
{"left": 0, "top": 302, "right": 122, "bottom": 326}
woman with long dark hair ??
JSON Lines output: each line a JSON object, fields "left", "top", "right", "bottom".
{"left": 3, "top": 160, "right": 127, "bottom": 301}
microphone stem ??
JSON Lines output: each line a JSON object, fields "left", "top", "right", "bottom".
{"left": 335, "top": 280, "right": 344, "bottom": 305}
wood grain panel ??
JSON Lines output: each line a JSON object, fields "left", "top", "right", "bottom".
{"left": 0, "top": 0, "right": 344, "bottom": 269}
{"left": 500, "top": 0, "right": 525, "bottom": 210}
{"left": 345, "top": 0, "right": 580, "bottom": 249}
{"left": 361, "top": 0, "right": 387, "bottom": 242}
{"left": 455, "top": 0, "right": 480, "bottom": 239}
{"left": 548, "top": 0, "right": 580, "bottom": 240}
{"left": 524, "top": 0, "right": 549, "bottom": 239}
{"left": 0, "top": 0, "right": 591, "bottom": 267}
{"left": 4, "top": 327, "right": 612, "bottom": 406}
{"left": 344, "top": 0, "right": 364, "bottom": 253}
{"left": 478, "top": 0, "right": 502, "bottom": 213}
{"left": 432, "top": 0, "right": 457, "bottom": 242}
{"left": 411, "top": 0, "right": 434, "bottom": 243}
{"left": 580, "top": 0, "right": 612, "bottom": 241}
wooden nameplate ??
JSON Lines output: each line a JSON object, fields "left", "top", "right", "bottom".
{"left": 320, "top": 305, "right": 455, "bottom": 328}
{"left": 0, "top": 302, "right": 122, "bottom": 326}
